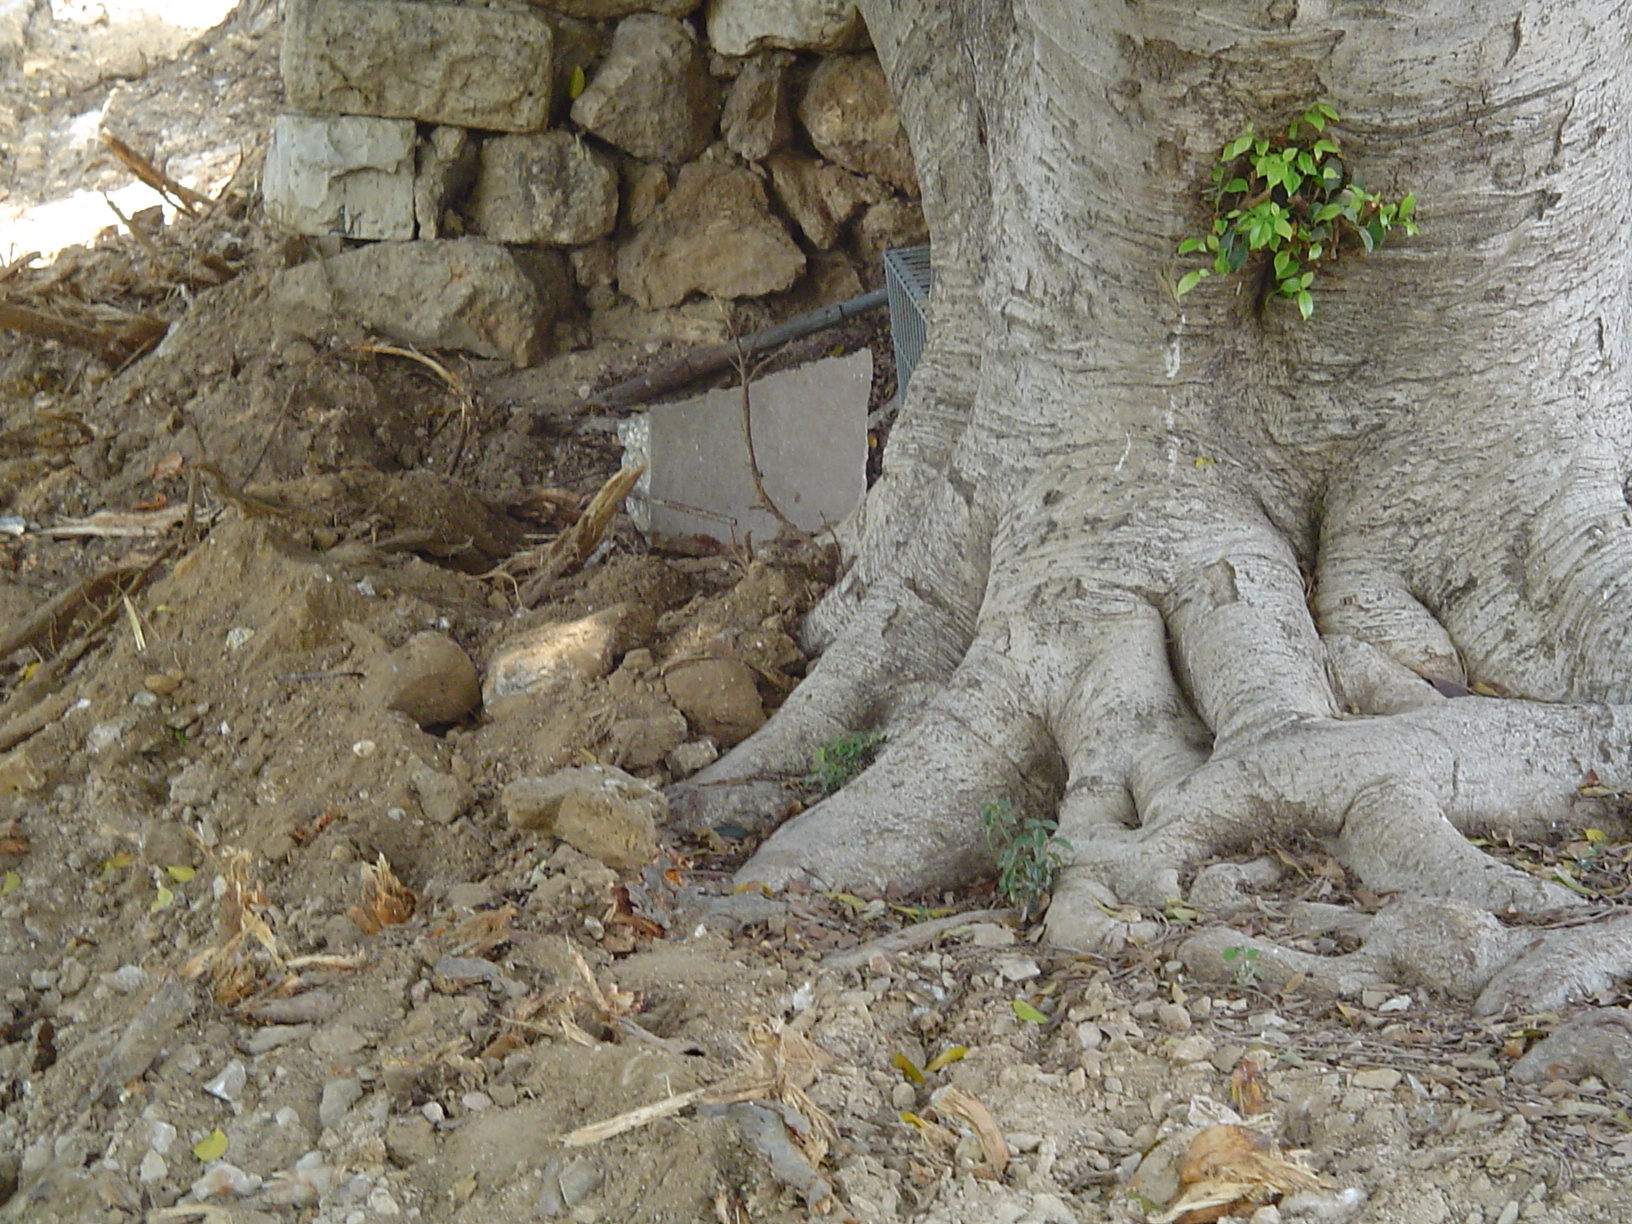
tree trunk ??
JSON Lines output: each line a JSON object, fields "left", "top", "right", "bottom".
{"left": 677, "top": 0, "right": 1632, "bottom": 1015}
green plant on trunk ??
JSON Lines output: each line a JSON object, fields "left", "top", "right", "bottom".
{"left": 1175, "top": 103, "right": 1418, "bottom": 318}
{"left": 807, "top": 729, "right": 885, "bottom": 796}
{"left": 1222, "top": 944, "right": 1261, "bottom": 988}
{"left": 980, "top": 800, "right": 1072, "bottom": 922}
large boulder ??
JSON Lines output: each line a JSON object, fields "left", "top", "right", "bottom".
{"left": 798, "top": 54, "right": 919, "bottom": 197}
{"left": 270, "top": 239, "right": 557, "bottom": 368}
{"left": 617, "top": 158, "right": 805, "bottom": 307}
{"left": 569, "top": 14, "right": 719, "bottom": 164}
{"left": 282, "top": 0, "right": 556, "bottom": 132}
{"left": 468, "top": 132, "right": 619, "bottom": 246}
{"left": 705, "top": 0, "right": 865, "bottom": 55}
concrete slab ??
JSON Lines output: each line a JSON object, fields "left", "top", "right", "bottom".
{"left": 621, "top": 349, "right": 869, "bottom": 548}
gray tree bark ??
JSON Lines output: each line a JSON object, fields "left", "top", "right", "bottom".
{"left": 677, "top": 0, "right": 1632, "bottom": 1016}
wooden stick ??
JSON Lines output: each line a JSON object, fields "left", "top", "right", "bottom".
{"left": 579, "top": 288, "right": 887, "bottom": 412}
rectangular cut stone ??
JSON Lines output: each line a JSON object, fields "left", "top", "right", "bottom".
{"left": 263, "top": 113, "right": 418, "bottom": 240}
{"left": 282, "top": 0, "right": 555, "bottom": 133}
{"left": 622, "top": 350, "right": 870, "bottom": 548}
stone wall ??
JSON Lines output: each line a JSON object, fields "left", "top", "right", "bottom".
{"left": 263, "top": 0, "right": 927, "bottom": 364}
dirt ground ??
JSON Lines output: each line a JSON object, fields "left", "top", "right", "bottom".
{"left": 3, "top": 8, "right": 1632, "bottom": 1224}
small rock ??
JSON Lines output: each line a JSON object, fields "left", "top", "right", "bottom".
{"left": 570, "top": 14, "right": 718, "bottom": 164}
{"left": 411, "top": 766, "right": 475, "bottom": 825}
{"left": 484, "top": 604, "right": 654, "bottom": 703}
{"left": 995, "top": 956, "right": 1041, "bottom": 982}
{"left": 503, "top": 765, "right": 665, "bottom": 871}
{"left": 663, "top": 657, "right": 766, "bottom": 745}
{"left": 1170, "top": 1035, "right": 1215, "bottom": 1064}
{"left": 461, "top": 1091, "right": 493, "bottom": 1111}
{"left": 605, "top": 706, "right": 690, "bottom": 770}
{"left": 1351, "top": 1067, "right": 1402, "bottom": 1091}
{"left": 319, "top": 1077, "right": 364, "bottom": 1130}
{"left": 1156, "top": 1003, "right": 1192, "bottom": 1033}
{"left": 191, "top": 1161, "right": 263, "bottom": 1199}
{"left": 385, "top": 1116, "right": 437, "bottom": 1166}
{"left": 1075, "top": 1023, "right": 1104, "bottom": 1051}
{"left": 205, "top": 1060, "right": 249, "bottom": 1104}
{"left": 665, "top": 737, "right": 719, "bottom": 777}
{"left": 968, "top": 923, "right": 1016, "bottom": 948}
{"left": 364, "top": 631, "right": 481, "bottom": 728}
{"left": 138, "top": 1150, "right": 168, "bottom": 1184}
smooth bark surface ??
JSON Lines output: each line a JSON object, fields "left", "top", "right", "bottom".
{"left": 676, "top": 0, "right": 1632, "bottom": 1017}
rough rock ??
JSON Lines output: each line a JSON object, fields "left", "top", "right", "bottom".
{"left": 570, "top": 14, "right": 719, "bottom": 164}
{"left": 664, "top": 658, "right": 766, "bottom": 745}
{"left": 484, "top": 603, "right": 655, "bottom": 704}
{"left": 363, "top": 631, "right": 482, "bottom": 728}
{"left": 853, "top": 196, "right": 928, "bottom": 269}
{"left": 706, "top": 0, "right": 864, "bottom": 56}
{"left": 618, "top": 159, "right": 804, "bottom": 307}
{"left": 269, "top": 239, "right": 552, "bottom": 368}
{"left": 605, "top": 704, "right": 690, "bottom": 770}
{"left": 798, "top": 54, "right": 919, "bottom": 196}
{"left": 765, "top": 151, "right": 878, "bottom": 249}
{"left": 410, "top": 766, "right": 476, "bottom": 825}
{"left": 721, "top": 53, "right": 795, "bottom": 162}
{"left": 502, "top": 765, "right": 664, "bottom": 870}
{"left": 468, "top": 132, "right": 619, "bottom": 246}
{"left": 622, "top": 160, "right": 672, "bottom": 228}
{"left": 282, "top": 0, "right": 557, "bottom": 132}
{"left": 415, "top": 126, "right": 479, "bottom": 240}
{"left": 528, "top": 0, "right": 697, "bottom": 17}
{"left": 262, "top": 113, "right": 418, "bottom": 240}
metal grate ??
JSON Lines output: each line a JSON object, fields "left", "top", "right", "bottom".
{"left": 883, "top": 245, "right": 932, "bottom": 394}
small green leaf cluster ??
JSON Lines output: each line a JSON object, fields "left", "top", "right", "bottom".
{"left": 1175, "top": 104, "right": 1418, "bottom": 319}
{"left": 980, "top": 800, "right": 1072, "bottom": 922}
{"left": 807, "top": 729, "right": 885, "bottom": 796}
{"left": 1221, "top": 944, "right": 1261, "bottom": 987}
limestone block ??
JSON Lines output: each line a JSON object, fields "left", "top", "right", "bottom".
{"left": 282, "top": 0, "right": 555, "bottom": 132}
{"left": 618, "top": 158, "right": 804, "bottom": 307}
{"left": 270, "top": 239, "right": 551, "bottom": 368}
{"left": 706, "top": 0, "right": 863, "bottom": 56}
{"left": 262, "top": 113, "right": 418, "bottom": 241}
{"left": 721, "top": 52, "right": 795, "bottom": 162}
{"left": 765, "top": 150, "right": 878, "bottom": 249}
{"left": 798, "top": 54, "right": 919, "bottom": 196}
{"left": 415, "top": 126, "right": 479, "bottom": 240}
{"left": 468, "top": 132, "right": 619, "bottom": 246}
{"left": 570, "top": 14, "right": 719, "bottom": 164}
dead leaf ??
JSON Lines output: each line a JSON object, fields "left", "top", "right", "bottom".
{"left": 1150, "top": 1124, "right": 1332, "bottom": 1224}
{"left": 930, "top": 1084, "right": 1008, "bottom": 1178}
{"left": 348, "top": 854, "right": 416, "bottom": 934}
